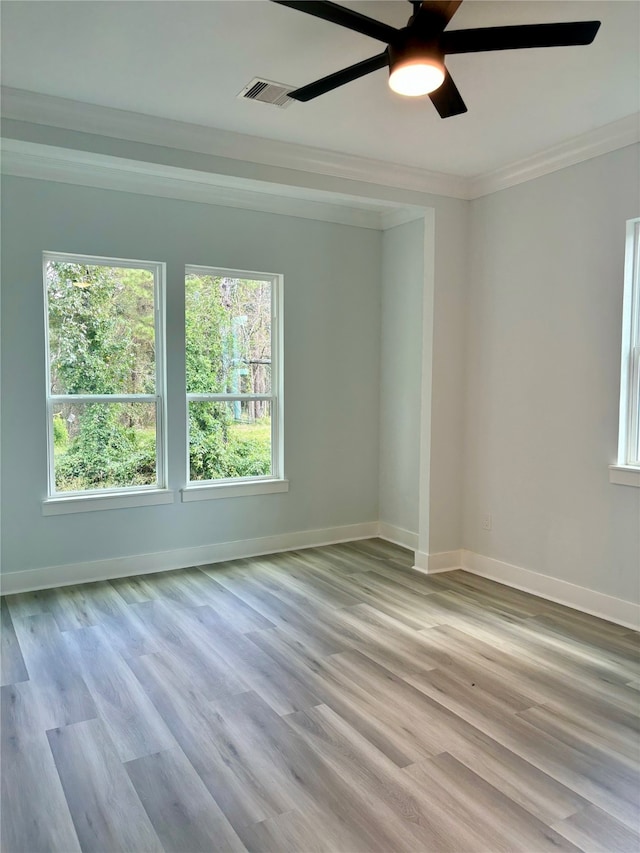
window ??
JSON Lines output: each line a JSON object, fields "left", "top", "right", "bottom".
{"left": 43, "top": 253, "right": 167, "bottom": 504}
{"left": 184, "top": 266, "right": 284, "bottom": 496}
{"left": 611, "top": 218, "right": 640, "bottom": 486}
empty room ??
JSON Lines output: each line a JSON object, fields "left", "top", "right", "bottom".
{"left": 1, "top": 1, "right": 639, "bottom": 851}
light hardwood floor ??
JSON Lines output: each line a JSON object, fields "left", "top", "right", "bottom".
{"left": 2, "top": 538, "right": 639, "bottom": 852}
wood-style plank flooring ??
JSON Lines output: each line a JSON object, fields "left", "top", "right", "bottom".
{"left": 2, "top": 539, "right": 639, "bottom": 852}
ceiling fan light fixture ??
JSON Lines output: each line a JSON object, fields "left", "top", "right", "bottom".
{"left": 388, "top": 58, "right": 445, "bottom": 96}
{"left": 387, "top": 32, "right": 445, "bottom": 97}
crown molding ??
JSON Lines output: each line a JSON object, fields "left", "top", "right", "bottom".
{"left": 468, "top": 113, "right": 640, "bottom": 199}
{"left": 0, "top": 87, "right": 468, "bottom": 200}
{"left": 1, "top": 88, "right": 637, "bottom": 203}
{"left": 0, "top": 138, "right": 424, "bottom": 230}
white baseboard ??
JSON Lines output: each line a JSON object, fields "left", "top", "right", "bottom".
{"left": 412, "top": 549, "right": 462, "bottom": 574}
{"left": 3, "top": 529, "right": 637, "bottom": 630}
{"left": 462, "top": 550, "right": 640, "bottom": 631}
{"left": 0, "top": 522, "right": 378, "bottom": 595}
{"left": 376, "top": 522, "right": 419, "bottom": 551}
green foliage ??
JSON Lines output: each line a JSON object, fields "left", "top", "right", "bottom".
{"left": 48, "top": 261, "right": 157, "bottom": 492}
{"left": 49, "top": 264, "right": 272, "bottom": 491}
{"left": 188, "top": 417, "right": 271, "bottom": 481}
{"left": 47, "top": 263, "right": 155, "bottom": 396}
{"left": 227, "top": 431, "right": 271, "bottom": 478}
{"left": 188, "top": 402, "right": 229, "bottom": 481}
{"left": 185, "top": 276, "right": 234, "bottom": 480}
{"left": 185, "top": 274, "right": 229, "bottom": 395}
{"left": 188, "top": 401, "right": 271, "bottom": 481}
{"left": 186, "top": 275, "right": 272, "bottom": 481}
{"left": 55, "top": 404, "right": 156, "bottom": 491}
{"left": 52, "top": 414, "right": 68, "bottom": 451}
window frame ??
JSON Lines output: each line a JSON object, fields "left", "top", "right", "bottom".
{"left": 42, "top": 251, "right": 170, "bottom": 509}
{"left": 611, "top": 217, "right": 640, "bottom": 486}
{"left": 182, "top": 265, "right": 286, "bottom": 499}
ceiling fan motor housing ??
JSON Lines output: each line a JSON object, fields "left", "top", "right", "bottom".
{"left": 388, "top": 28, "right": 444, "bottom": 75}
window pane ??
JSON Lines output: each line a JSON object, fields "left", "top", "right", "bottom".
{"left": 185, "top": 274, "right": 272, "bottom": 395}
{"left": 46, "top": 261, "right": 156, "bottom": 395}
{"left": 189, "top": 400, "right": 272, "bottom": 481}
{"left": 52, "top": 402, "right": 157, "bottom": 492}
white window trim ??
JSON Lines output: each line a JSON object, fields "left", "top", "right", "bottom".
{"left": 611, "top": 218, "right": 640, "bottom": 487}
{"left": 181, "top": 479, "right": 289, "bottom": 502}
{"left": 608, "top": 465, "right": 640, "bottom": 488}
{"left": 42, "top": 251, "right": 169, "bottom": 509}
{"left": 43, "top": 488, "right": 175, "bottom": 515}
{"left": 182, "top": 266, "right": 285, "bottom": 501}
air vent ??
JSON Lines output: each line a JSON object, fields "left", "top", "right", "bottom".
{"left": 238, "top": 78, "right": 294, "bottom": 108}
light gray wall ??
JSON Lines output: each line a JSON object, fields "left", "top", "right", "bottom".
{"left": 464, "top": 145, "right": 640, "bottom": 603}
{"left": 378, "top": 200, "right": 469, "bottom": 553}
{"left": 1, "top": 176, "right": 382, "bottom": 573}
{"left": 379, "top": 218, "right": 425, "bottom": 537}
{"left": 428, "top": 201, "right": 469, "bottom": 555}
{"left": 4, "top": 136, "right": 634, "bottom": 608}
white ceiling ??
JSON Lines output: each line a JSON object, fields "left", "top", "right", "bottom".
{"left": 1, "top": 0, "right": 638, "bottom": 176}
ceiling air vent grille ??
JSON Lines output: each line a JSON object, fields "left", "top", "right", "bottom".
{"left": 238, "top": 78, "right": 294, "bottom": 108}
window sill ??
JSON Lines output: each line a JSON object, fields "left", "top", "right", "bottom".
{"left": 609, "top": 465, "right": 640, "bottom": 487}
{"left": 181, "top": 478, "right": 289, "bottom": 502}
{"left": 42, "top": 489, "right": 175, "bottom": 515}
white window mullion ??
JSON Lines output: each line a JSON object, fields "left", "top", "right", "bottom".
{"left": 50, "top": 394, "right": 158, "bottom": 404}
{"left": 155, "top": 261, "right": 167, "bottom": 490}
{"left": 270, "top": 394, "right": 278, "bottom": 479}
{"left": 46, "top": 398, "right": 56, "bottom": 497}
{"left": 629, "top": 346, "right": 640, "bottom": 465}
{"left": 187, "top": 394, "right": 273, "bottom": 403}
{"left": 270, "top": 276, "right": 279, "bottom": 480}
{"left": 156, "top": 395, "right": 165, "bottom": 490}
{"left": 274, "top": 274, "right": 284, "bottom": 480}
{"left": 632, "top": 221, "right": 640, "bottom": 345}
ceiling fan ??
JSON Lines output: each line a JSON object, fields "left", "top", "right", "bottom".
{"left": 272, "top": 0, "right": 601, "bottom": 117}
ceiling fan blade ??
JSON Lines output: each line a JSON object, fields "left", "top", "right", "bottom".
{"left": 289, "top": 52, "right": 389, "bottom": 102}
{"left": 441, "top": 21, "right": 601, "bottom": 54}
{"left": 271, "top": 1, "right": 398, "bottom": 44}
{"left": 418, "top": 1, "right": 463, "bottom": 27}
{"left": 429, "top": 69, "right": 467, "bottom": 118}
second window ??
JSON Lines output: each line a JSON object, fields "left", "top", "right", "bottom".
{"left": 185, "top": 266, "right": 281, "bottom": 484}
